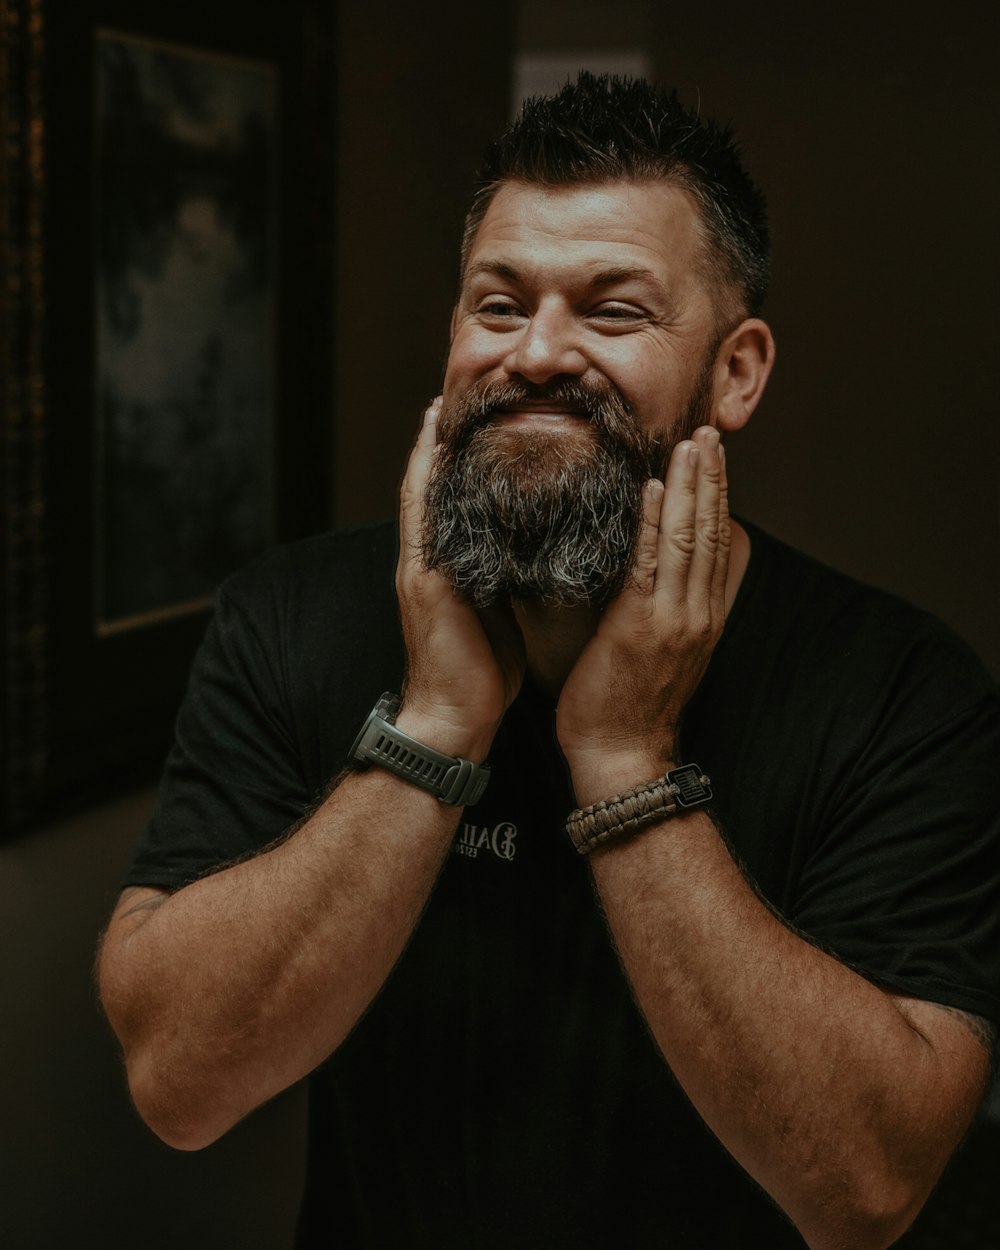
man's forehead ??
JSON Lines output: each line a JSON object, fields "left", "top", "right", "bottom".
{"left": 464, "top": 179, "right": 707, "bottom": 278}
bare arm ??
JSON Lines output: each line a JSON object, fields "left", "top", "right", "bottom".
{"left": 100, "top": 763, "right": 469, "bottom": 1151}
{"left": 557, "top": 428, "right": 993, "bottom": 1250}
{"left": 588, "top": 805, "right": 992, "bottom": 1250}
{"left": 98, "top": 399, "right": 525, "bottom": 1151}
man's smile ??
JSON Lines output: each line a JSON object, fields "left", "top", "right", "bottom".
{"left": 491, "top": 403, "right": 588, "bottom": 427}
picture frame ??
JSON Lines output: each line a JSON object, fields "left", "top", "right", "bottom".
{"left": 0, "top": 0, "right": 334, "bottom": 836}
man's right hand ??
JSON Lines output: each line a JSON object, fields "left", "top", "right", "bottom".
{"left": 395, "top": 397, "right": 525, "bottom": 758}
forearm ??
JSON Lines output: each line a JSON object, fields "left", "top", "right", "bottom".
{"left": 100, "top": 719, "right": 479, "bottom": 1150}
{"left": 587, "top": 803, "right": 987, "bottom": 1250}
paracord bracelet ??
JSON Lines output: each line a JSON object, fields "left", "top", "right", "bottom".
{"left": 566, "top": 763, "right": 712, "bottom": 855}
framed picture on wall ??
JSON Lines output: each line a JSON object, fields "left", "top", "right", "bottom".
{"left": 0, "top": 0, "right": 334, "bottom": 837}
{"left": 94, "top": 30, "right": 279, "bottom": 636}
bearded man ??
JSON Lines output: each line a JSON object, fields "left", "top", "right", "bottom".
{"left": 99, "top": 75, "right": 1000, "bottom": 1250}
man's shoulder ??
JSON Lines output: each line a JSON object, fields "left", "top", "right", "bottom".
{"left": 205, "top": 520, "right": 401, "bottom": 669}
{"left": 218, "top": 519, "right": 398, "bottom": 610}
{"left": 734, "top": 521, "right": 996, "bottom": 720}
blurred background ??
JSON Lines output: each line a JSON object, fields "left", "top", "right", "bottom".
{"left": 2, "top": 1, "right": 997, "bottom": 1246}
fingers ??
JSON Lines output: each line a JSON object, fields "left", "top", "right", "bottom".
{"left": 710, "top": 443, "right": 731, "bottom": 614}
{"left": 655, "top": 437, "right": 700, "bottom": 604}
{"left": 686, "top": 426, "right": 723, "bottom": 602}
{"left": 627, "top": 479, "right": 665, "bottom": 599}
{"left": 398, "top": 397, "right": 442, "bottom": 571}
{"left": 654, "top": 427, "right": 728, "bottom": 617}
{"left": 402, "top": 395, "right": 442, "bottom": 496}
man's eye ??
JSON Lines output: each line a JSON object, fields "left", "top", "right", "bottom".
{"left": 478, "top": 300, "right": 523, "bottom": 318}
{"left": 592, "top": 303, "right": 644, "bottom": 321}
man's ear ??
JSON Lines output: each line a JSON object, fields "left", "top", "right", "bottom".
{"left": 449, "top": 305, "right": 459, "bottom": 342}
{"left": 712, "top": 319, "right": 775, "bottom": 433}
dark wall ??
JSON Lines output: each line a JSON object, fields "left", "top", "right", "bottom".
{"left": 0, "top": 788, "right": 307, "bottom": 1250}
{"left": 333, "top": 0, "right": 515, "bottom": 527}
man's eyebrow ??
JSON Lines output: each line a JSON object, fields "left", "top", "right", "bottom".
{"left": 464, "top": 259, "right": 521, "bottom": 283}
{"left": 587, "top": 265, "right": 664, "bottom": 290}
{"left": 464, "top": 259, "right": 667, "bottom": 295}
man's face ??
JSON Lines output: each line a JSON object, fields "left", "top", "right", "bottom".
{"left": 442, "top": 179, "right": 723, "bottom": 443}
{"left": 424, "top": 179, "right": 726, "bottom": 608}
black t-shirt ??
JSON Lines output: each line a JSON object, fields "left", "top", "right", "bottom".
{"left": 126, "top": 520, "right": 1000, "bottom": 1249}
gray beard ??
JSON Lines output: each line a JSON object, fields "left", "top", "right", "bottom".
{"left": 422, "top": 372, "right": 711, "bottom": 608}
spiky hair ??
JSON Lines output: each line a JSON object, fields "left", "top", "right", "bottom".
{"left": 462, "top": 72, "right": 770, "bottom": 322}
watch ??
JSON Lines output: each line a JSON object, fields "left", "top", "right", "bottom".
{"left": 349, "top": 692, "right": 491, "bottom": 807}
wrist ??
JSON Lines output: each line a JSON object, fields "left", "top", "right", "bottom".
{"left": 394, "top": 704, "right": 497, "bottom": 764}
{"left": 566, "top": 763, "right": 714, "bottom": 855}
{"left": 351, "top": 694, "right": 493, "bottom": 807}
{"left": 568, "top": 748, "right": 681, "bottom": 810}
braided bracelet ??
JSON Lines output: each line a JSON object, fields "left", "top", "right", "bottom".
{"left": 566, "top": 763, "right": 713, "bottom": 855}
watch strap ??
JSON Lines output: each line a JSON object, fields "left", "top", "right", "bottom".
{"left": 350, "top": 693, "right": 491, "bottom": 806}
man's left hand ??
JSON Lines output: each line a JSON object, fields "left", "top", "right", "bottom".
{"left": 556, "top": 425, "right": 729, "bottom": 805}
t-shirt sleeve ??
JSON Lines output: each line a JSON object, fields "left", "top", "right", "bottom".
{"left": 788, "top": 647, "right": 1000, "bottom": 1023}
{"left": 123, "top": 582, "right": 312, "bottom": 889}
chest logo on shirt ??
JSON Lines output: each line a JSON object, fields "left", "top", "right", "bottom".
{"left": 453, "top": 819, "right": 518, "bottom": 863}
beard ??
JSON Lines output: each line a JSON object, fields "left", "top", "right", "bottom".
{"left": 421, "top": 365, "right": 714, "bottom": 609}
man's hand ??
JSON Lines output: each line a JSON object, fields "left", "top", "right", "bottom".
{"left": 396, "top": 398, "right": 525, "bottom": 755}
{"left": 556, "top": 425, "right": 728, "bottom": 804}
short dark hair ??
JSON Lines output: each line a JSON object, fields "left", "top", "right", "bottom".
{"left": 462, "top": 72, "right": 770, "bottom": 323}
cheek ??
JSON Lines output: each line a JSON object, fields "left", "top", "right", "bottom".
{"left": 605, "top": 361, "right": 691, "bottom": 434}
{"left": 588, "top": 349, "right": 664, "bottom": 406}
{"left": 626, "top": 339, "right": 687, "bottom": 387}
{"left": 443, "top": 330, "right": 505, "bottom": 394}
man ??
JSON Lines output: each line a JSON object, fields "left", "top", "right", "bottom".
{"left": 99, "top": 75, "right": 1000, "bottom": 1249}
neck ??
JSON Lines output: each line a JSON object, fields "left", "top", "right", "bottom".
{"left": 512, "top": 520, "right": 751, "bottom": 698}
{"left": 512, "top": 600, "right": 600, "bottom": 697}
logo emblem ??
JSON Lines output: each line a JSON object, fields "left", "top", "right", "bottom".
{"left": 453, "top": 819, "right": 518, "bottom": 862}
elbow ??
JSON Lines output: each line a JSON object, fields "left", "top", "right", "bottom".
{"left": 798, "top": 1171, "right": 927, "bottom": 1250}
{"left": 101, "top": 992, "right": 241, "bottom": 1150}
{"left": 835, "top": 1204, "right": 919, "bottom": 1250}
{"left": 102, "top": 1009, "right": 230, "bottom": 1151}
{"left": 133, "top": 1105, "right": 226, "bottom": 1154}
{"left": 98, "top": 929, "right": 245, "bottom": 1150}
{"left": 125, "top": 1048, "right": 240, "bottom": 1152}
{"left": 856, "top": 1178, "right": 927, "bottom": 1250}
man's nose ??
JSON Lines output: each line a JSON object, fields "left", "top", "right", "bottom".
{"left": 503, "top": 305, "right": 587, "bottom": 383}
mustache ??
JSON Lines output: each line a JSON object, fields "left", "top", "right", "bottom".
{"left": 440, "top": 378, "right": 657, "bottom": 451}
